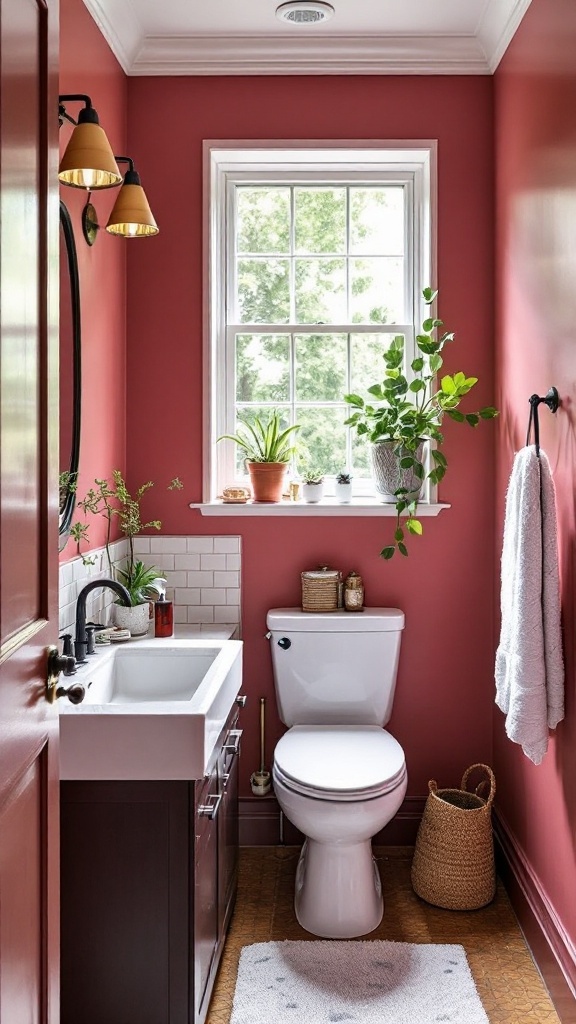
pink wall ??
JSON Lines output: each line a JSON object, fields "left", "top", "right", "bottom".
{"left": 495, "top": 0, "right": 576, "bottom": 954}
{"left": 59, "top": 0, "right": 127, "bottom": 557}
{"left": 125, "top": 76, "right": 496, "bottom": 799}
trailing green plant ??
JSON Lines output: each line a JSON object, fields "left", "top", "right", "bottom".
{"left": 74, "top": 471, "right": 184, "bottom": 604}
{"left": 344, "top": 287, "right": 498, "bottom": 558}
{"left": 218, "top": 410, "right": 301, "bottom": 464}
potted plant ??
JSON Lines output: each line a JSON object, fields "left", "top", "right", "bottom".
{"left": 334, "top": 471, "right": 353, "bottom": 504}
{"left": 302, "top": 470, "right": 325, "bottom": 503}
{"left": 344, "top": 287, "right": 498, "bottom": 558}
{"left": 75, "top": 471, "right": 183, "bottom": 634}
{"left": 218, "top": 410, "right": 301, "bottom": 502}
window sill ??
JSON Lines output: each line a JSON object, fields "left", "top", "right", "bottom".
{"left": 190, "top": 500, "right": 450, "bottom": 517}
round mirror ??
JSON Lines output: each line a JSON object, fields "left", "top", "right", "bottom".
{"left": 59, "top": 199, "right": 81, "bottom": 548}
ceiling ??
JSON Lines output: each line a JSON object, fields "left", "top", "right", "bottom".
{"left": 84, "top": 0, "right": 531, "bottom": 77}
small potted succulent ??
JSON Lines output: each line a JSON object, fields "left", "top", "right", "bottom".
{"left": 217, "top": 410, "right": 301, "bottom": 502}
{"left": 334, "top": 471, "right": 353, "bottom": 504}
{"left": 344, "top": 287, "right": 498, "bottom": 557}
{"left": 302, "top": 470, "right": 325, "bottom": 504}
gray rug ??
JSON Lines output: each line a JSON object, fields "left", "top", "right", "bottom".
{"left": 230, "top": 940, "right": 489, "bottom": 1024}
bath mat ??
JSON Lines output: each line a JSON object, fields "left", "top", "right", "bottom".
{"left": 230, "top": 940, "right": 489, "bottom": 1024}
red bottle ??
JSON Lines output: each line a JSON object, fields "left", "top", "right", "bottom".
{"left": 154, "top": 597, "right": 174, "bottom": 638}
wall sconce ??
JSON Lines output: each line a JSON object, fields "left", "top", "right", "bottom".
{"left": 106, "top": 157, "right": 159, "bottom": 238}
{"left": 58, "top": 95, "right": 122, "bottom": 189}
{"left": 80, "top": 157, "right": 159, "bottom": 244}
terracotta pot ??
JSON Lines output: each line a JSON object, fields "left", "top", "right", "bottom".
{"left": 247, "top": 462, "right": 288, "bottom": 502}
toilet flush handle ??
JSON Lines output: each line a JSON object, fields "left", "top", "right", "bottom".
{"left": 278, "top": 637, "right": 291, "bottom": 650}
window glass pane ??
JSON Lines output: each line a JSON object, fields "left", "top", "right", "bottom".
{"left": 236, "top": 334, "right": 290, "bottom": 403}
{"left": 351, "top": 431, "right": 373, "bottom": 479}
{"left": 237, "top": 187, "right": 290, "bottom": 254}
{"left": 350, "top": 257, "right": 404, "bottom": 323}
{"left": 350, "top": 187, "right": 404, "bottom": 256}
{"left": 295, "top": 334, "right": 347, "bottom": 401}
{"left": 295, "top": 188, "right": 346, "bottom": 254}
{"left": 296, "top": 406, "right": 348, "bottom": 477}
{"left": 237, "top": 258, "right": 290, "bottom": 323}
{"left": 233, "top": 405, "right": 291, "bottom": 475}
{"left": 295, "top": 258, "right": 346, "bottom": 323}
{"left": 350, "top": 333, "right": 402, "bottom": 396}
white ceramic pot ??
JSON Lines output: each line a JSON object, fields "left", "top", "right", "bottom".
{"left": 113, "top": 602, "right": 151, "bottom": 637}
{"left": 370, "top": 440, "right": 425, "bottom": 503}
{"left": 302, "top": 482, "right": 324, "bottom": 503}
{"left": 334, "top": 482, "right": 353, "bottom": 503}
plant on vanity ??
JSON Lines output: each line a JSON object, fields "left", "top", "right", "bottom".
{"left": 344, "top": 288, "right": 498, "bottom": 558}
{"left": 75, "top": 471, "right": 183, "bottom": 633}
{"left": 218, "top": 409, "right": 301, "bottom": 503}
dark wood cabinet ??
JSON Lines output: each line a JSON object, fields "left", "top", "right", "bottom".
{"left": 60, "top": 707, "right": 241, "bottom": 1024}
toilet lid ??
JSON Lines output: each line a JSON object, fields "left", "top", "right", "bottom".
{"left": 273, "top": 726, "right": 406, "bottom": 801}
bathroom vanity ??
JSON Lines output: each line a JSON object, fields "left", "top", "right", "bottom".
{"left": 58, "top": 636, "right": 243, "bottom": 1024}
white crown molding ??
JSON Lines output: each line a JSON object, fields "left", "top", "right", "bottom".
{"left": 82, "top": 0, "right": 529, "bottom": 76}
{"left": 128, "top": 35, "right": 490, "bottom": 76}
{"left": 476, "top": 0, "right": 533, "bottom": 72}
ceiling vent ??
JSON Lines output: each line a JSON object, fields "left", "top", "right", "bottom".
{"left": 275, "top": 1, "right": 335, "bottom": 25}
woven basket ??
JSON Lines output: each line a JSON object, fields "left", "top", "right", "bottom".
{"left": 411, "top": 763, "right": 496, "bottom": 910}
{"left": 301, "top": 567, "right": 341, "bottom": 612}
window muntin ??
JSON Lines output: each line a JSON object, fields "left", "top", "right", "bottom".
{"left": 208, "top": 146, "right": 434, "bottom": 501}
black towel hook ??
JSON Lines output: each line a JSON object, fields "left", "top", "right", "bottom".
{"left": 526, "top": 386, "right": 559, "bottom": 456}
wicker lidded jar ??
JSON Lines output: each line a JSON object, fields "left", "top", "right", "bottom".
{"left": 301, "top": 565, "right": 341, "bottom": 612}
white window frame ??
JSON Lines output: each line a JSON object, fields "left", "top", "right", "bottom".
{"left": 203, "top": 141, "right": 437, "bottom": 506}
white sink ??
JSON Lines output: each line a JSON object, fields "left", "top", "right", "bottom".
{"left": 58, "top": 638, "right": 243, "bottom": 781}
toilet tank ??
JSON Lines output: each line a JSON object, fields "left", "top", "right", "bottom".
{"left": 266, "top": 608, "right": 405, "bottom": 727}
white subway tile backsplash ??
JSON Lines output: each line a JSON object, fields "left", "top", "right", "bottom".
{"left": 187, "top": 570, "right": 214, "bottom": 588}
{"left": 213, "top": 571, "right": 239, "bottom": 588}
{"left": 150, "top": 537, "right": 187, "bottom": 554}
{"left": 200, "top": 588, "right": 226, "bottom": 605}
{"left": 187, "top": 606, "right": 215, "bottom": 623}
{"left": 59, "top": 535, "right": 242, "bottom": 638}
{"left": 200, "top": 553, "right": 227, "bottom": 571}
{"left": 214, "top": 537, "right": 240, "bottom": 553}
{"left": 175, "top": 588, "right": 201, "bottom": 605}
{"left": 187, "top": 537, "right": 214, "bottom": 553}
{"left": 214, "top": 605, "right": 239, "bottom": 623}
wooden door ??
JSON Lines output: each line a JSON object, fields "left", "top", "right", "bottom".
{"left": 0, "top": 0, "right": 59, "bottom": 1019}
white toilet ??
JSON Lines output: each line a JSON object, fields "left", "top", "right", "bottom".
{"left": 267, "top": 606, "right": 407, "bottom": 939}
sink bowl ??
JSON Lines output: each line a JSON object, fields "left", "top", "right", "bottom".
{"left": 58, "top": 638, "right": 243, "bottom": 781}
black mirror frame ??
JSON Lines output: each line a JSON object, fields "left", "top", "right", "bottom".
{"left": 58, "top": 199, "right": 82, "bottom": 547}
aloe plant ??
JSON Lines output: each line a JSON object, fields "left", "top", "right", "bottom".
{"left": 218, "top": 410, "right": 301, "bottom": 464}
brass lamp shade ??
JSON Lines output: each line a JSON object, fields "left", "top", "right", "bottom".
{"left": 59, "top": 122, "right": 122, "bottom": 189}
{"left": 106, "top": 173, "right": 159, "bottom": 237}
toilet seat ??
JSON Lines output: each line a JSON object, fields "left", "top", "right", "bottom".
{"left": 273, "top": 725, "right": 406, "bottom": 802}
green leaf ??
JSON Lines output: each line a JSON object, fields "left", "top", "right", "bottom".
{"left": 367, "top": 384, "right": 385, "bottom": 399}
{"left": 344, "top": 393, "right": 364, "bottom": 408}
{"left": 422, "top": 317, "right": 435, "bottom": 332}
{"left": 406, "top": 518, "right": 423, "bottom": 536}
{"left": 429, "top": 354, "right": 443, "bottom": 373}
{"left": 447, "top": 409, "right": 465, "bottom": 422}
{"left": 466, "top": 413, "right": 480, "bottom": 427}
{"left": 411, "top": 357, "right": 424, "bottom": 372}
{"left": 422, "top": 287, "right": 438, "bottom": 304}
{"left": 441, "top": 375, "right": 457, "bottom": 395}
{"left": 395, "top": 527, "right": 404, "bottom": 542}
{"left": 409, "top": 380, "right": 426, "bottom": 393}
{"left": 431, "top": 449, "right": 447, "bottom": 467}
{"left": 380, "top": 546, "right": 395, "bottom": 560}
{"left": 479, "top": 406, "right": 499, "bottom": 419}
{"left": 413, "top": 461, "right": 425, "bottom": 480}
{"left": 398, "top": 542, "right": 409, "bottom": 557}
{"left": 399, "top": 456, "right": 415, "bottom": 469}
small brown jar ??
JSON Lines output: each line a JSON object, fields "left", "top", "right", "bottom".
{"left": 344, "top": 570, "right": 364, "bottom": 612}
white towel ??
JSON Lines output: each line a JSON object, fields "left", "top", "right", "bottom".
{"left": 495, "top": 446, "right": 564, "bottom": 764}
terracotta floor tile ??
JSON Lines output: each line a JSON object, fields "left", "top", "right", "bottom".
{"left": 207, "top": 846, "right": 565, "bottom": 1024}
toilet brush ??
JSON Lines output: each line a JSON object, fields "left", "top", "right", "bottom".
{"left": 250, "top": 697, "right": 271, "bottom": 796}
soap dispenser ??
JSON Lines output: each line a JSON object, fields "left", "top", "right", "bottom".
{"left": 154, "top": 586, "right": 174, "bottom": 638}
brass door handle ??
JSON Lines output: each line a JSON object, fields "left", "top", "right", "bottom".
{"left": 46, "top": 644, "right": 77, "bottom": 703}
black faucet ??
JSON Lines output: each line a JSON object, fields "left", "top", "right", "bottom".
{"left": 74, "top": 578, "right": 131, "bottom": 663}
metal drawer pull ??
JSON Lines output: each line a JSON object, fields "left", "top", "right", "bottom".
{"left": 198, "top": 793, "right": 222, "bottom": 819}
{"left": 235, "top": 694, "right": 247, "bottom": 707}
{"left": 224, "top": 729, "right": 242, "bottom": 755}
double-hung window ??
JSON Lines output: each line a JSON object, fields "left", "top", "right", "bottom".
{"left": 205, "top": 143, "right": 435, "bottom": 503}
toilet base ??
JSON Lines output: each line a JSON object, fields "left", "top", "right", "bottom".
{"left": 294, "top": 838, "right": 383, "bottom": 938}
